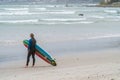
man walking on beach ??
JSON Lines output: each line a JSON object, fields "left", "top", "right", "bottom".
{"left": 26, "top": 33, "right": 36, "bottom": 68}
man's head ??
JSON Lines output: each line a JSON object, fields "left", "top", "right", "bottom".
{"left": 30, "top": 33, "right": 34, "bottom": 38}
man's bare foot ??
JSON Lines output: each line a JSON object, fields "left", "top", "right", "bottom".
{"left": 25, "top": 65, "right": 28, "bottom": 68}
{"left": 32, "top": 65, "right": 34, "bottom": 67}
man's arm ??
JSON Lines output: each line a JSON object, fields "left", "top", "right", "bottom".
{"left": 28, "top": 39, "right": 31, "bottom": 51}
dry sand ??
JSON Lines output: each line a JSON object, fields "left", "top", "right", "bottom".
{"left": 0, "top": 49, "right": 120, "bottom": 80}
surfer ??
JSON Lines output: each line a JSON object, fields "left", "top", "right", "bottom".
{"left": 78, "top": 14, "right": 84, "bottom": 16}
{"left": 25, "top": 33, "right": 36, "bottom": 68}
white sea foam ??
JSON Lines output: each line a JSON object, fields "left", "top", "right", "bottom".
{"left": 0, "top": 12, "right": 32, "bottom": 15}
{"left": 0, "top": 10, "right": 75, "bottom": 16}
{"left": 0, "top": 18, "right": 87, "bottom": 24}
{"left": 90, "top": 15, "right": 105, "bottom": 19}
{"left": 85, "top": 34, "right": 120, "bottom": 40}
{"left": 58, "top": 22, "right": 94, "bottom": 24}
{"left": 0, "top": 19, "right": 92, "bottom": 24}
{"left": 41, "top": 18, "right": 86, "bottom": 21}
{"left": 40, "top": 11, "right": 75, "bottom": 14}
{"left": 4, "top": 8, "right": 29, "bottom": 11}
{"left": 79, "top": 21, "right": 94, "bottom": 24}
{"left": 32, "top": 8, "right": 46, "bottom": 11}
{"left": 0, "top": 19, "right": 38, "bottom": 23}
{"left": 104, "top": 10, "right": 119, "bottom": 14}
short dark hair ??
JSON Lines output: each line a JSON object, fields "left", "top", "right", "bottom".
{"left": 30, "top": 33, "right": 34, "bottom": 38}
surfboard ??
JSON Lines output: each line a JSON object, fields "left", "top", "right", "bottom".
{"left": 23, "top": 40, "right": 57, "bottom": 66}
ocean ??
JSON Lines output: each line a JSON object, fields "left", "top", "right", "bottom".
{"left": 0, "top": 4, "right": 120, "bottom": 63}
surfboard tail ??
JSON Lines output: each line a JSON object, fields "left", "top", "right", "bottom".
{"left": 51, "top": 60, "right": 57, "bottom": 66}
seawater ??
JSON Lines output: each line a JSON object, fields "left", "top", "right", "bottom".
{"left": 0, "top": 4, "right": 120, "bottom": 62}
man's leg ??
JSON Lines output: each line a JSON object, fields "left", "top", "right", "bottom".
{"left": 32, "top": 53, "right": 35, "bottom": 67}
{"left": 26, "top": 52, "right": 31, "bottom": 67}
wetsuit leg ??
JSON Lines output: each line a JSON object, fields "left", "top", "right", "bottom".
{"left": 32, "top": 52, "right": 35, "bottom": 66}
{"left": 26, "top": 51, "right": 32, "bottom": 66}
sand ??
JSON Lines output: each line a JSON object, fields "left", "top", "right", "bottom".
{"left": 0, "top": 49, "right": 120, "bottom": 80}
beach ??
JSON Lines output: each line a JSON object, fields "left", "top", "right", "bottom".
{"left": 0, "top": 4, "right": 120, "bottom": 80}
{"left": 1, "top": 49, "right": 120, "bottom": 80}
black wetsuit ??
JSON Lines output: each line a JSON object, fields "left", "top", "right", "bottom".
{"left": 26, "top": 38, "right": 36, "bottom": 66}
